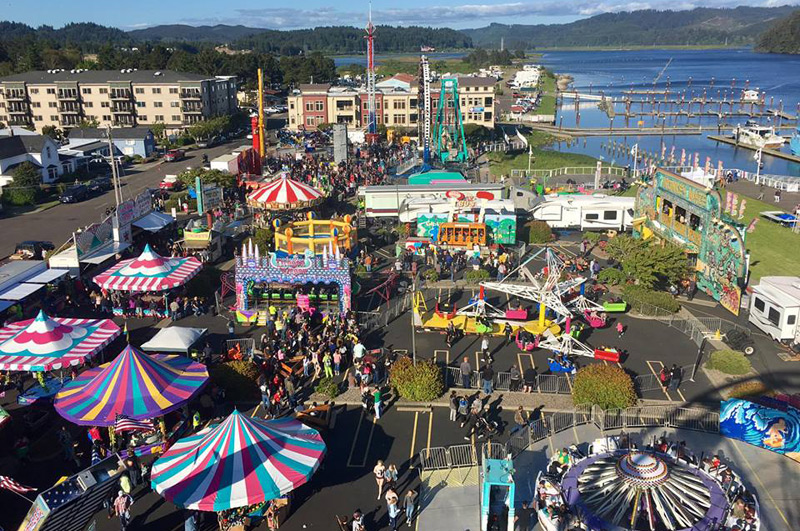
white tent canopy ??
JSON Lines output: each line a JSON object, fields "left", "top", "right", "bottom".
{"left": 141, "top": 326, "right": 207, "bottom": 353}
{"left": 25, "top": 269, "right": 70, "bottom": 284}
{"left": 133, "top": 211, "right": 175, "bottom": 232}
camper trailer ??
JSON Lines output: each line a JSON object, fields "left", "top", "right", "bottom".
{"left": 748, "top": 276, "right": 800, "bottom": 344}
{"left": 530, "top": 194, "right": 635, "bottom": 231}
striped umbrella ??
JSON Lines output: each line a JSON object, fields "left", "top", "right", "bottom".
{"left": 54, "top": 345, "right": 209, "bottom": 426}
{"left": 0, "top": 310, "right": 120, "bottom": 371}
{"left": 151, "top": 412, "right": 325, "bottom": 511}
{"left": 93, "top": 244, "right": 202, "bottom": 292}
{"left": 247, "top": 173, "right": 324, "bottom": 210}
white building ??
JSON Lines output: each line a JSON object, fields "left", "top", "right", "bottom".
{"left": 0, "top": 134, "right": 73, "bottom": 189}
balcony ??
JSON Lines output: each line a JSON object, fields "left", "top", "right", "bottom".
{"left": 59, "top": 117, "right": 82, "bottom": 126}
{"left": 58, "top": 105, "right": 81, "bottom": 114}
{"left": 181, "top": 106, "right": 203, "bottom": 113}
{"left": 57, "top": 90, "right": 79, "bottom": 100}
{"left": 110, "top": 91, "right": 132, "bottom": 100}
{"left": 180, "top": 91, "right": 202, "bottom": 100}
{"left": 8, "top": 117, "right": 32, "bottom": 126}
{"left": 112, "top": 104, "right": 135, "bottom": 114}
{"left": 7, "top": 104, "right": 30, "bottom": 114}
{"left": 182, "top": 116, "right": 203, "bottom": 125}
{"left": 5, "top": 91, "right": 27, "bottom": 101}
{"left": 113, "top": 117, "right": 136, "bottom": 126}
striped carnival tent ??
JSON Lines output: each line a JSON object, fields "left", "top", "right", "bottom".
{"left": 93, "top": 244, "right": 202, "bottom": 292}
{"left": 54, "top": 345, "right": 209, "bottom": 426}
{"left": 247, "top": 173, "right": 324, "bottom": 210}
{"left": 0, "top": 310, "right": 120, "bottom": 371}
{"left": 151, "top": 412, "right": 325, "bottom": 511}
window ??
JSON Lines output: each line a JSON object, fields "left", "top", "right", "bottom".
{"left": 136, "top": 101, "right": 146, "bottom": 108}
{"left": 768, "top": 307, "right": 781, "bottom": 327}
{"left": 34, "top": 115, "right": 42, "bottom": 121}
{"left": 314, "top": 101, "right": 323, "bottom": 111}
{"left": 46, "top": 88, "right": 55, "bottom": 94}
{"left": 84, "top": 101, "right": 93, "bottom": 108}
{"left": 585, "top": 213, "right": 599, "bottom": 220}
{"left": 46, "top": 146, "right": 52, "bottom": 158}
{"left": 484, "top": 97, "right": 493, "bottom": 106}
{"left": 169, "top": 87, "right": 179, "bottom": 94}
{"left": 138, "top": 115, "right": 147, "bottom": 121}
{"left": 48, "top": 102, "right": 56, "bottom": 108}
{"left": 788, "top": 314, "right": 796, "bottom": 326}
{"left": 155, "top": 114, "right": 164, "bottom": 121}
{"left": 171, "top": 115, "right": 180, "bottom": 121}
{"left": 170, "top": 101, "right": 179, "bottom": 107}
{"left": 305, "top": 102, "right": 314, "bottom": 112}
{"left": 133, "top": 87, "right": 143, "bottom": 94}
{"left": 103, "top": 115, "right": 111, "bottom": 121}
{"left": 30, "top": 88, "right": 38, "bottom": 94}
{"left": 154, "top": 101, "right": 163, "bottom": 108}
{"left": 32, "top": 102, "right": 41, "bottom": 108}
{"left": 99, "top": 88, "right": 108, "bottom": 94}
{"left": 50, "top": 115, "right": 58, "bottom": 121}
{"left": 289, "top": 102, "right": 295, "bottom": 109}
{"left": 152, "top": 88, "right": 161, "bottom": 94}
{"left": 305, "top": 116, "right": 315, "bottom": 126}
{"left": 754, "top": 297, "right": 765, "bottom": 312}
{"left": 603, "top": 211, "right": 618, "bottom": 220}
{"left": 101, "top": 101, "right": 110, "bottom": 108}
{"left": 0, "top": 102, "right": 4, "bottom": 108}
{"left": 82, "top": 88, "right": 92, "bottom": 94}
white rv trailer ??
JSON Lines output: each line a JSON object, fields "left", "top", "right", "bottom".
{"left": 748, "top": 276, "right": 800, "bottom": 343}
{"left": 530, "top": 193, "right": 635, "bottom": 231}
{"left": 360, "top": 183, "right": 536, "bottom": 218}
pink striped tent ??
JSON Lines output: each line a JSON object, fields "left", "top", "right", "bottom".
{"left": 247, "top": 173, "right": 323, "bottom": 210}
{"left": 93, "top": 245, "right": 202, "bottom": 292}
{"left": 0, "top": 310, "right": 120, "bottom": 371}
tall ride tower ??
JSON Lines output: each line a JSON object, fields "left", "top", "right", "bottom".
{"left": 364, "top": 1, "right": 378, "bottom": 144}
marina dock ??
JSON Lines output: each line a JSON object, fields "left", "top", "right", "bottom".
{"left": 707, "top": 135, "right": 800, "bottom": 163}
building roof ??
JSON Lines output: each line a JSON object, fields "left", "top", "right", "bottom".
{"left": 68, "top": 127, "right": 153, "bottom": 141}
{"left": 754, "top": 276, "right": 800, "bottom": 307}
{"left": 0, "top": 135, "right": 51, "bottom": 160}
{"left": 297, "top": 84, "right": 331, "bottom": 94}
{"left": 0, "top": 70, "right": 219, "bottom": 85}
{"left": 0, "top": 126, "right": 38, "bottom": 137}
{"left": 452, "top": 76, "right": 496, "bottom": 87}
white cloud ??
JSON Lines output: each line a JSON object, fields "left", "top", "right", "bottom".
{"left": 181, "top": 1, "right": 800, "bottom": 29}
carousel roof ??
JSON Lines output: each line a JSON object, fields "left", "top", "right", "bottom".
{"left": 54, "top": 344, "right": 209, "bottom": 426}
{"left": 151, "top": 412, "right": 325, "bottom": 511}
{"left": 562, "top": 450, "right": 728, "bottom": 531}
{"left": 93, "top": 244, "right": 202, "bottom": 292}
{"left": 0, "top": 310, "right": 121, "bottom": 371}
{"left": 247, "top": 173, "right": 323, "bottom": 209}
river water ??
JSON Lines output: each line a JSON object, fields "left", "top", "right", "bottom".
{"left": 539, "top": 49, "right": 800, "bottom": 176}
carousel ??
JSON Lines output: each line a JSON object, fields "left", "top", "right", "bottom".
{"left": 0, "top": 310, "right": 121, "bottom": 403}
{"left": 93, "top": 245, "right": 203, "bottom": 317}
{"left": 151, "top": 411, "right": 325, "bottom": 529}
{"left": 247, "top": 173, "right": 324, "bottom": 211}
{"left": 54, "top": 344, "right": 208, "bottom": 427}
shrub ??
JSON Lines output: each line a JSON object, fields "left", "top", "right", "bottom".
{"left": 527, "top": 220, "right": 553, "bottom": 244}
{"left": 705, "top": 350, "right": 752, "bottom": 376}
{"left": 727, "top": 381, "right": 772, "bottom": 399}
{"left": 572, "top": 364, "right": 636, "bottom": 410}
{"left": 209, "top": 360, "right": 260, "bottom": 402}
{"left": 597, "top": 267, "right": 627, "bottom": 286}
{"left": 582, "top": 232, "right": 603, "bottom": 243}
{"left": 464, "top": 268, "right": 491, "bottom": 284}
{"left": 394, "top": 223, "right": 410, "bottom": 238}
{"left": 424, "top": 269, "right": 440, "bottom": 282}
{"left": 2, "top": 187, "right": 38, "bottom": 206}
{"left": 315, "top": 377, "right": 340, "bottom": 400}
{"left": 621, "top": 285, "right": 680, "bottom": 314}
{"left": 132, "top": 155, "right": 144, "bottom": 164}
{"left": 390, "top": 357, "right": 443, "bottom": 402}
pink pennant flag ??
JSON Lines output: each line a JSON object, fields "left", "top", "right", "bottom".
{"left": 680, "top": 148, "right": 686, "bottom": 165}
{"left": 738, "top": 199, "right": 747, "bottom": 219}
{"left": 693, "top": 153, "right": 699, "bottom": 168}
{"left": 746, "top": 218, "right": 758, "bottom": 233}
{"left": 704, "top": 156, "right": 711, "bottom": 174}
{"left": 725, "top": 191, "right": 732, "bottom": 213}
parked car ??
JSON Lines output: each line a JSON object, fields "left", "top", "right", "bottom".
{"left": 195, "top": 136, "right": 219, "bottom": 149}
{"left": 159, "top": 174, "right": 182, "bottom": 191}
{"left": 88, "top": 177, "right": 112, "bottom": 194}
{"left": 10, "top": 240, "right": 55, "bottom": 260}
{"left": 60, "top": 184, "right": 89, "bottom": 203}
{"left": 164, "top": 149, "right": 185, "bottom": 162}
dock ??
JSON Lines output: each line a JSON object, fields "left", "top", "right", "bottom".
{"left": 708, "top": 135, "right": 800, "bottom": 163}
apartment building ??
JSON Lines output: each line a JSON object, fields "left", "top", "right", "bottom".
{"left": 0, "top": 69, "right": 237, "bottom": 133}
{"left": 287, "top": 76, "right": 495, "bottom": 132}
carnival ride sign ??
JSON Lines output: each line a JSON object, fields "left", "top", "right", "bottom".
{"left": 74, "top": 217, "right": 114, "bottom": 258}
{"left": 268, "top": 253, "right": 312, "bottom": 274}
{"left": 720, "top": 398, "right": 800, "bottom": 463}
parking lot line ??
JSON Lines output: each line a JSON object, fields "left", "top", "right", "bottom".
{"left": 434, "top": 349, "right": 450, "bottom": 365}
{"left": 426, "top": 408, "right": 434, "bottom": 460}
{"left": 409, "top": 412, "right": 419, "bottom": 461}
{"left": 360, "top": 416, "right": 378, "bottom": 468}
{"left": 346, "top": 408, "right": 371, "bottom": 468}
{"left": 651, "top": 360, "right": 687, "bottom": 402}
{"left": 646, "top": 360, "right": 677, "bottom": 402}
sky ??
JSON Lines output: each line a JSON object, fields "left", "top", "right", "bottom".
{"left": 3, "top": 0, "right": 799, "bottom": 30}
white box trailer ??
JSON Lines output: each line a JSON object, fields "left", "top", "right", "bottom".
{"left": 748, "top": 276, "right": 800, "bottom": 343}
{"left": 530, "top": 193, "right": 635, "bottom": 231}
{"left": 361, "top": 183, "right": 508, "bottom": 218}
{"left": 210, "top": 153, "right": 240, "bottom": 174}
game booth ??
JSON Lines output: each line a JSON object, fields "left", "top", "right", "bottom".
{"left": 0, "top": 310, "right": 121, "bottom": 404}
{"left": 234, "top": 241, "right": 351, "bottom": 324}
{"left": 92, "top": 245, "right": 203, "bottom": 318}
{"left": 150, "top": 411, "right": 326, "bottom": 530}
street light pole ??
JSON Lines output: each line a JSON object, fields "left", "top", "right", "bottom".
{"left": 411, "top": 272, "right": 417, "bottom": 364}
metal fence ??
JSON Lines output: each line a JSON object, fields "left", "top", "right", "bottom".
{"left": 418, "top": 404, "right": 718, "bottom": 471}
{"left": 510, "top": 166, "right": 629, "bottom": 180}
{"left": 445, "top": 367, "right": 574, "bottom": 395}
{"left": 357, "top": 293, "right": 412, "bottom": 334}
{"left": 631, "top": 300, "right": 750, "bottom": 348}
{"left": 632, "top": 363, "right": 696, "bottom": 392}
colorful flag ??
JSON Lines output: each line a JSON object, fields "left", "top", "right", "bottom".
{"left": 725, "top": 191, "right": 732, "bottom": 213}
{"left": 114, "top": 414, "right": 155, "bottom": 433}
{"left": 680, "top": 148, "right": 686, "bottom": 165}
{"left": 0, "top": 475, "right": 37, "bottom": 494}
{"left": 693, "top": 152, "right": 699, "bottom": 168}
{"left": 746, "top": 218, "right": 759, "bottom": 233}
{"left": 704, "top": 156, "right": 711, "bottom": 174}
{"left": 731, "top": 193, "right": 739, "bottom": 215}
{"left": 738, "top": 199, "right": 747, "bottom": 219}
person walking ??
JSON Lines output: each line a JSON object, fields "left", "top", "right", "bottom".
{"left": 669, "top": 364, "right": 682, "bottom": 391}
{"left": 616, "top": 321, "right": 625, "bottom": 338}
{"left": 481, "top": 364, "right": 494, "bottom": 395}
{"left": 57, "top": 426, "right": 80, "bottom": 468}
{"left": 459, "top": 357, "right": 472, "bottom": 389}
{"left": 384, "top": 463, "right": 399, "bottom": 491}
{"left": 322, "top": 352, "right": 333, "bottom": 379}
{"left": 514, "top": 501, "right": 534, "bottom": 531}
{"left": 373, "top": 460, "right": 386, "bottom": 500}
{"left": 448, "top": 391, "right": 459, "bottom": 422}
{"left": 404, "top": 489, "right": 417, "bottom": 524}
{"left": 509, "top": 364, "right": 521, "bottom": 392}
{"left": 385, "top": 489, "right": 400, "bottom": 531}
{"left": 659, "top": 367, "right": 670, "bottom": 390}
{"left": 113, "top": 490, "right": 133, "bottom": 531}
{"left": 351, "top": 510, "right": 365, "bottom": 531}
{"left": 503, "top": 322, "right": 513, "bottom": 346}
{"left": 457, "top": 395, "right": 469, "bottom": 425}
{"left": 510, "top": 406, "right": 529, "bottom": 436}
{"left": 373, "top": 387, "right": 382, "bottom": 420}
{"left": 480, "top": 335, "right": 490, "bottom": 363}
{"left": 184, "top": 510, "right": 199, "bottom": 531}
{"left": 226, "top": 319, "right": 235, "bottom": 338}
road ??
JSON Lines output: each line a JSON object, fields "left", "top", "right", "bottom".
{"left": 0, "top": 138, "right": 251, "bottom": 258}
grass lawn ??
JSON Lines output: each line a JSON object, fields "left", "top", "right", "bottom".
{"left": 738, "top": 196, "right": 800, "bottom": 281}
{"left": 487, "top": 130, "right": 603, "bottom": 177}
{"left": 535, "top": 73, "right": 557, "bottom": 115}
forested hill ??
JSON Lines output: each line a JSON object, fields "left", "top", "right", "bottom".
{"left": 756, "top": 9, "right": 800, "bottom": 54}
{"left": 462, "top": 6, "right": 798, "bottom": 49}
{"left": 129, "top": 24, "right": 265, "bottom": 43}
{"left": 232, "top": 26, "right": 471, "bottom": 54}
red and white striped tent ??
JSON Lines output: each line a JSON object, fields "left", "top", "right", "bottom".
{"left": 247, "top": 173, "right": 324, "bottom": 210}
{"left": 93, "top": 244, "right": 202, "bottom": 292}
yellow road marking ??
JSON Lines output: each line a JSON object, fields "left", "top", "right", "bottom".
{"left": 251, "top": 404, "right": 260, "bottom": 417}
{"left": 426, "top": 409, "right": 433, "bottom": 460}
{"left": 649, "top": 360, "right": 686, "bottom": 402}
{"left": 409, "top": 412, "right": 419, "bottom": 460}
{"left": 434, "top": 349, "right": 449, "bottom": 365}
{"left": 646, "top": 360, "right": 674, "bottom": 402}
{"left": 731, "top": 439, "right": 791, "bottom": 529}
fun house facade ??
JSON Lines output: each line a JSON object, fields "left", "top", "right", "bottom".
{"left": 633, "top": 168, "right": 748, "bottom": 314}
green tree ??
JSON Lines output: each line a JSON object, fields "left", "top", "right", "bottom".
{"left": 572, "top": 364, "right": 636, "bottom": 410}
{"left": 77, "top": 118, "right": 100, "bottom": 129}
{"left": 3, "top": 161, "right": 41, "bottom": 205}
{"left": 188, "top": 115, "right": 230, "bottom": 141}
{"left": 605, "top": 235, "right": 687, "bottom": 289}
{"left": 150, "top": 122, "right": 167, "bottom": 144}
{"left": 178, "top": 168, "right": 236, "bottom": 190}
{"left": 12, "top": 161, "right": 41, "bottom": 187}
{"left": 41, "top": 125, "right": 64, "bottom": 141}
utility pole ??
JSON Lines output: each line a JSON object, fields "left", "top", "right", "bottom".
{"left": 106, "top": 125, "right": 122, "bottom": 207}
{"left": 257, "top": 68, "right": 265, "bottom": 159}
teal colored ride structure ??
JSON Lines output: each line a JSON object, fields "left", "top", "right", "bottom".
{"left": 434, "top": 77, "right": 469, "bottom": 164}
